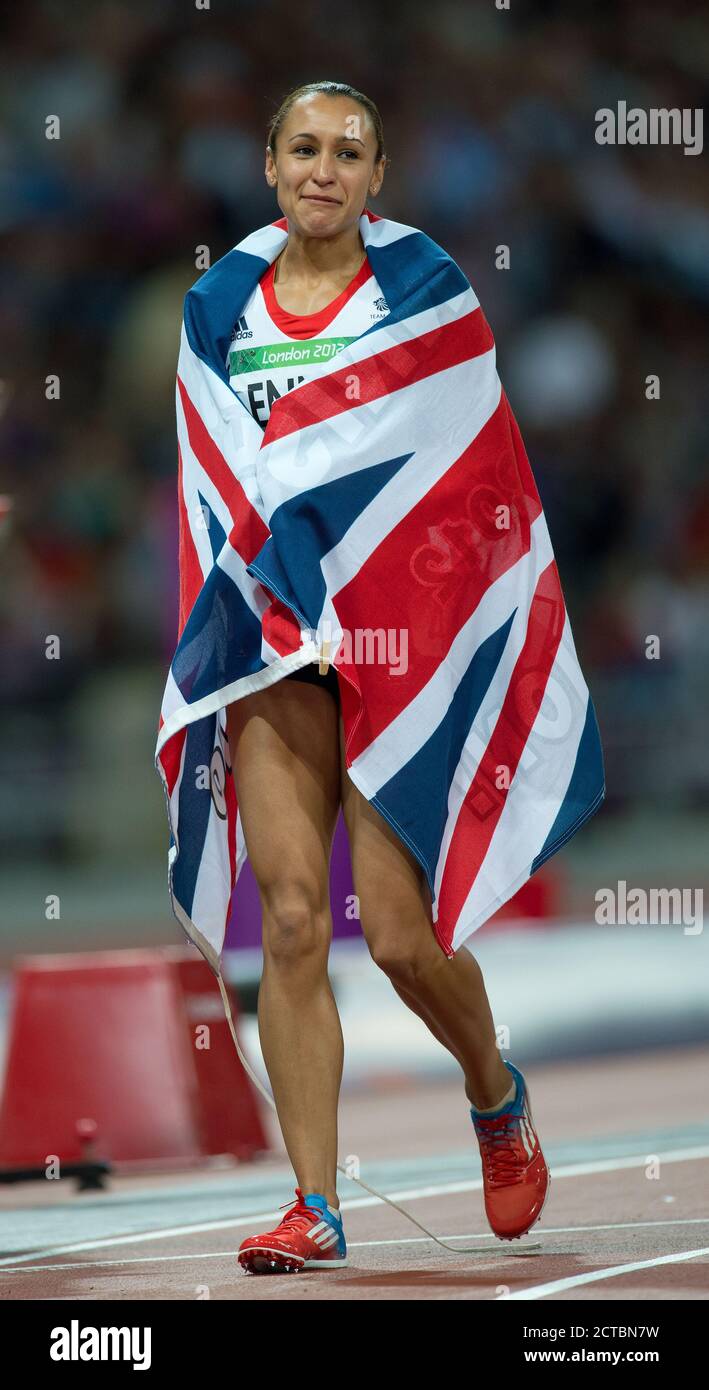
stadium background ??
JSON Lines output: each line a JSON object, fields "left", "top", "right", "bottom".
{"left": 0, "top": 0, "right": 707, "bottom": 1084}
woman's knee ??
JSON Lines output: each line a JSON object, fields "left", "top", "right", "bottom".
{"left": 362, "top": 917, "right": 431, "bottom": 986}
{"left": 260, "top": 879, "right": 331, "bottom": 965}
{"left": 357, "top": 852, "right": 438, "bottom": 982}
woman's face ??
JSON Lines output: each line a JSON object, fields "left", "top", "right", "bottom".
{"left": 266, "top": 93, "right": 385, "bottom": 238}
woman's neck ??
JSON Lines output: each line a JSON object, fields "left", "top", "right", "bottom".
{"left": 275, "top": 224, "right": 366, "bottom": 286}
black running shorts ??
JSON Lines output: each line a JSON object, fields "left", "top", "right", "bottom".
{"left": 283, "top": 661, "right": 340, "bottom": 703}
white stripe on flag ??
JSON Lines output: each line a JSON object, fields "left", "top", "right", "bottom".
{"left": 432, "top": 514, "right": 555, "bottom": 906}
{"left": 451, "top": 610, "right": 591, "bottom": 949}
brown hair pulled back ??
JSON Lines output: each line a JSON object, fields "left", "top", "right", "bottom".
{"left": 267, "top": 80, "right": 387, "bottom": 167}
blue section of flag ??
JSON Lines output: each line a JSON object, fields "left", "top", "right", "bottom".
{"left": 531, "top": 697, "right": 606, "bottom": 873}
{"left": 247, "top": 452, "right": 415, "bottom": 629}
{"left": 184, "top": 247, "right": 270, "bottom": 387}
{"left": 364, "top": 230, "right": 469, "bottom": 332}
{"left": 197, "top": 490, "right": 227, "bottom": 563}
{"left": 374, "top": 613, "right": 517, "bottom": 877}
{"left": 172, "top": 715, "right": 216, "bottom": 918}
{"left": 172, "top": 565, "right": 265, "bottom": 703}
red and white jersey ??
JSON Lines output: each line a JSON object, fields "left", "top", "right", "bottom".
{"left": 226, "top": 255, "right": 389, "bottom": 429}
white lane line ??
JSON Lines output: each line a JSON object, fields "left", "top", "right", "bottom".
{"left": 1, "top": 1145, "right": 707, "bottom": 1271}
{"left": 2, "top": 1217, "right": 709, "bottom": 1276}
{"left": 506, "top": 1245, "right": 709, "bottom": 1300}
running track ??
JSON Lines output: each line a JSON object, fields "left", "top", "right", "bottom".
{"left": 1, "top": 1045, "right": 707, "bottom": 1301}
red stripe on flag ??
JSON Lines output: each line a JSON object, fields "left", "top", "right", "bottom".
{"left": 177, "top": 376, "right": 270, "bottom": 563}
{"left": 260, "top": 307, "right": 494, "bottom": 445}
{"left": 261, "top": 595, "right": 307, "bottom": 659}
{"left": 177, "top": 440, "right": 204, "bottom": 637}
{"left": 434, "top": 559, "right": 566, "bottom": 952}
{"left": 337, "top": 394, "right": 544, "bottom": 762}
{"left": 160, "top": 725, "right": 187, "bottom": 799}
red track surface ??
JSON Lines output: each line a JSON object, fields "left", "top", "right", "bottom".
{"left": 1, "top": 1045, "right": 708, "bottom": 1300}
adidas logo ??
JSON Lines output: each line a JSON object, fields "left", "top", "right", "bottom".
{"left": 308, "top": 1219, "right": 342, "bottom": 1251}
{"left": 232, "top": 314, "right": 253, "bottom": 340}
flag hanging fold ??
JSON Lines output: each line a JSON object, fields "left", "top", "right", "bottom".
{"left": 154, "top": 208, "right": 605, "bottom": 974}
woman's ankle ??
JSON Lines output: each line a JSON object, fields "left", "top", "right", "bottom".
{"left": 302, "top": 1186, "right": 339, "bottom": 1210}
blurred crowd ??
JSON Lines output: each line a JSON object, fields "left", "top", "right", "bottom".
{"left": 1, "top": 0, "right": 708, "bottom": 843}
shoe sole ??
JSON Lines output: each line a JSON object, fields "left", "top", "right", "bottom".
{"left": 238, "top": 1244, "right": 348, "bottom": 1275}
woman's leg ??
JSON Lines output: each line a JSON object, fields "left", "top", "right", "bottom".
{"left": 226, "top": 677, "right": 343, "bottom": 1207}
{"left": 337, "top": 716, "right": 510, "bottom": 1110}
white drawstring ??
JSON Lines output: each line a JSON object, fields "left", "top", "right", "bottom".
{"left": 215, "top": 970, "right": 542, "bottom": 1258}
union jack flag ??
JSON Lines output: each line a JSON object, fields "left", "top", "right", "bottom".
{"left": 154, "top": 208, "right": 605, "bottom": 972}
